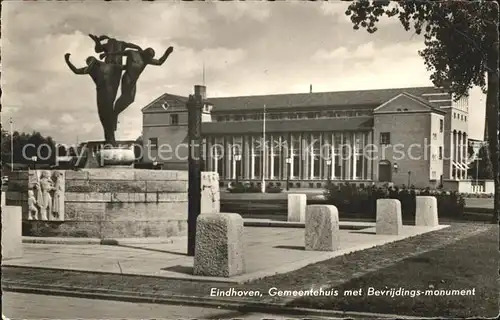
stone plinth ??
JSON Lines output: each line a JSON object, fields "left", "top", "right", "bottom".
{"left": 376, "top": 199, "right": 402, "bottom": 235}
{"left": 6, "top": 169, "right": 220, "bottom": 238}
{"left": 416, "top": 196, "right": 439, "bottom": 227}
{"left": 2, "top": 205, "right": 23, "bottom": 260}
{"left": 305, "top": 205, "right": 340, "bottom": 251}
{"left": 193, "top": 213, "right": 245, "bottom": 277}
{"left": 288, "top": 194, "right": 306, "bottom": 222}
{"left": 97, "top": 148, "right": 135, "bottom": 167}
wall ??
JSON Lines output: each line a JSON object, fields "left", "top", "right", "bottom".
{"left": 5, "top": 169, "right": 220, "bottom": 238}
{"left": 428, "top": 112, "right": 445, "bottom": 182}
{"left": 373, "top": 111, "right": 431, "bottom": 188}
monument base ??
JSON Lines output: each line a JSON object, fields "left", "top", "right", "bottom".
{"left": 6, "top": 169, "right": 220, "bottom": 239}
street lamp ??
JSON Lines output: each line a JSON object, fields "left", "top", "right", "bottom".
{"left": 31, "top": 156, "right": 38, "bottom": 171}
{"left": 285, "top": 157, "right": 292, "bottom": 191}
{"left": 326, "top": 158, "right": 332, "bottom": 183}
{"left": 234, "top": 154, "right": 242, "bottom": 185}
{"left": 407, "top": 171, "right": 412, "bottom": 187}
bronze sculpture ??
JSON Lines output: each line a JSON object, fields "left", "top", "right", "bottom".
{"left": 64, "top": 35, "right": 174, "bottom": 146}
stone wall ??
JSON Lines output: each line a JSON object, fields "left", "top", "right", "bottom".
{"left": 5, "top": 169, "right": 220, "bottom": 238}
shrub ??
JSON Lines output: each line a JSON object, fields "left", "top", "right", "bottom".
{"left": 323, "top": 183, "right": 464, "bottom": 219}
{"left": 266, "top": 185, "right": 283, "bottom": 193}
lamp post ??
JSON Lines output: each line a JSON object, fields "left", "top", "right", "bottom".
{"left": 9, "top": 117, "right": 14, "bottom": 170}
{"left": 326, "top": 159, "right": 332, "bottom": 183}
{"left": 407, "top": 171, "right": 411, "bottom": 187}
{"left": 234, "top": 154, "right": 242, "bottom": 185}
{"left": 285, "top": 157, "right": 292, "bottom": 191}
{"left": 31, "top": 156, "right": 38, "bottom": 171}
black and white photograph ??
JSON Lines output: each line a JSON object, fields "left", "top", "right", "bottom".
{"left": 1, "top": 0, "right": 499, "bottom": 319}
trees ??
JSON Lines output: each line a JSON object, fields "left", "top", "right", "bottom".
{"left": 346, "top": 0, "right": 499, "bottom": 223}
{"left": 469, "top": 145, "right": 494, "bottom": 180}
{"left": 1, "top": 130, "right": 58, "bottom": 165}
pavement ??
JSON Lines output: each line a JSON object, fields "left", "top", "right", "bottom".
{"left": 1, "top": 292, "right": 342, "bottom": 320}
{"left": 4, "top": 223, "right": 448, "bottom": 284}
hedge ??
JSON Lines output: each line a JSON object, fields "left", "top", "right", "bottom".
{"left": 228, "top": 182, "right": 283, "bottom": 193}
{"left": 323, "top": 182, "right": 465, "bottom": 219}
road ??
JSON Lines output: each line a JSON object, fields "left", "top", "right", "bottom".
{"left": 1, "top": 292, "right": 335, "bottom": 320}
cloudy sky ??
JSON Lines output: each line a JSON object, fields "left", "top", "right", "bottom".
{"left": 1, "top": 0, "right": 486, "bottom": 144}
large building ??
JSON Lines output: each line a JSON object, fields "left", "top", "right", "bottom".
{"left": 141, "top": 85, "right": 471, "bottom": 189}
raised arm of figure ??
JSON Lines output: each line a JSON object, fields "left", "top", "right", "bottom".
{"left": 64, "top": 54, "right": 88, "bottom": 75}
{"left": 150, "top": 46, "right": 174, "bottom": 66}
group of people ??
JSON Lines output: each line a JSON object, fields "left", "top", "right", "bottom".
{"left": 64, "top": 34, "right": 174, "bottom": 145}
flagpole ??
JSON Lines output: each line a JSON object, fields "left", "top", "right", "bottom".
{"left": 9, "top": 117, "right": 14, "bottom": 170}
{"left": 261, "top": 104, "right": 266, "bottom": 193}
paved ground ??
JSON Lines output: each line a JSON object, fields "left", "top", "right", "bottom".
{"left": 2, "top": 292, "right": 336, "bottom": 320}
{"left": 3, "top": 224, "right": 447, "bottom": 283}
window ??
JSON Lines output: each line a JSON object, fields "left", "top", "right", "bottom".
{"left": 439, "top": 146, "right": 443, "bottom": 160}
{"left": 380, "top": 132, "right": 391, "bottom": 145}
{"left": 312, "top": 135, "right": 320, "bottom": 178}
{"left": 291, "top": 135, "right": 300, "bottom": 178}
{"left": 439, "top": 119, "right": 444, "bottom": 132}
{"left": 433, "top": 133, "right": 437, "bottom": 140}
{"left": 149, "top": 138, "right": 158, "bottom": 151}
{"left": 432, "top": 171, "right": 436, "bottom": 178}
{"left": 170, "top": 114, "right": 179, "bottom": 125}
{"left": 464, "top": 116, "right": 467, "bottom": 121}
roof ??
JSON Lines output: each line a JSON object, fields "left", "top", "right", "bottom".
{"left": 142, "top": 86, "right": 450, "bottom": 114}
{"left": 207, "top": 86, "right": 448, "bottom": 112}
{"left": 374, "top": 92, "right": 446, "bottom": 115}
{"left": 201, "top": 117, "right": 374, "bottom": 135}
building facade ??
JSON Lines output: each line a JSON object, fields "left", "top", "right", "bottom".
{"left": 142, "top": 85, "right": 470, "bottom": 189}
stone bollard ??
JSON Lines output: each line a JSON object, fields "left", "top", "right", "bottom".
{"left": 415, "top": 196, "right": 439, "bottom": 227}
{"left": 376, "top": 199, "right": 402, "bottom": 235}
{"left": 305, "top": 205, "right": 340, "bottom": 251}
{"left": 288, "top": 194, "right": 307, "bottom": 222}
{"left": 193, "top": 213, "right": 245, "bottom": 277}
{"left": 2, "top": 205, "right": 23, "bottom": 260}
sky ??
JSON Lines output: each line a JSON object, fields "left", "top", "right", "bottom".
{"left": 1, "top": 0, "right": 486, "bottom": 144}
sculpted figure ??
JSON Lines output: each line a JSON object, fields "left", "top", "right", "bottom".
{"left": 89, "top": 34, "right": 142, "bottom": 65}
{"left": 102, "top": 46, "right": 174, "bottom": 130}
{"left": 64, "top": 53, "right": 125, "bottom": 146}
{"left": 27, "top": 190, "right": 38, "bottom": 220}
{"left": 35, "top": 171, "right": 54, "bottom": 221}
{"left": 51, "top": 171, "right": 63, "bottom": 219}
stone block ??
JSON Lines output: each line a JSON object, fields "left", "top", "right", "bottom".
{"left": 287, "top": 194, "right": 307, "bottom": 222}
{"left": 134, "top": 170, "right": 178, "bottom": 181}
{"left": 145, "top": 180, "right": 188, "bottom": 192}
{"left": 65, "top": 170, "right": 89, "bottom": 180}
{"left": 2, "top": 205, "right": 23, "bottom": 260}
{"left": 305, "top": 205, "right": 340, "bottom": 251}
{"left": 376, "top": 199, "right": 403, "bottom": 235}
{"left": 86, "top": 169, "right": 136, "bottom": 181}
{"left": 193, "top": 213, "right": 245, "bottom": 277}
{"left": 415, "top": 196, "right": 439, "bottom": 227}
{"left": 1, "top": 191, "right": 5, "bottom": 207}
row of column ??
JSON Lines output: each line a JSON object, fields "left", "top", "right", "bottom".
{"left": 205, "top": 132, "right": 373, "bottom": 181}
{"left": 451, "top": 130, "right": 468, "bottom": 180}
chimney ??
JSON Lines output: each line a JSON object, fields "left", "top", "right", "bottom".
{"left": 194, "top": 85, "right": 206, "bottom": 100}
{"left": 310, "top": 84, "right": 312, "bottom": 93}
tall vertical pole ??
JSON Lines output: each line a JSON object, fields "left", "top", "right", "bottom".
{"left": 261, "top": 104, "right": 266, "bottom": 193}
{"left": 10, "top": 117, "right": 14, "bottom": 170}
{"left": 187, "top": 85, "right": 203, "bottom": 257}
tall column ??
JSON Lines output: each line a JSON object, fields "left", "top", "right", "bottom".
{"left": 186, "top": 86, "right": 203, "bottom": 256}
{"left": 331, "top": 133, "right": 335, "bottom": 180}
{"left": 243, "top": 136, "right": 250, "bottom": 180}
{"left": 352, "top": 132, "right": 357, "bottom": 180}
{"left": 451, "top": 131, "right": 455, "bottom": 179}
{"left": 463, "top": 133, "right": 467, "bottom": 179}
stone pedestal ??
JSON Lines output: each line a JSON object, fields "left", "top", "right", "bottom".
{"left": 415, "top": 196, "right": 439, "bottom": 227}
{"left": 193, "top": 213, "right": 245, "bottom": 277}
{"left": 96, "top": 148, "right": 135, "bottom": 167}
{"left": 376, "top": 199, "right": 402, "bottom": 235}
{"left": 305, "top": 205, "right": 340, "bottom": 251}
{"left": 2, "top": 205, "right": 23, "bottom": 260}
{"left": 6, "top": 169, "right": 220, "bottom": 238}
{"left": 288, "top": 194, "right": 307, "bottom": 222}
